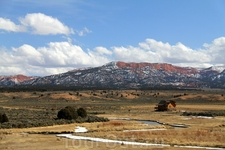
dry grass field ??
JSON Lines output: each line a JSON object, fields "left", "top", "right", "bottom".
{"left": 0, "top": 89, "right": 225, "bottom": 149}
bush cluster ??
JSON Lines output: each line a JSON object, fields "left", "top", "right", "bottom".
{"left": 87, "top": 115, "right": 109, "bottom": 123}
{"left": 77, "top": 107, "right": 87, "bottom": 118}
{"left": 182, "top": 110, "right": 225, "bottom": 117}
{"left": 0, "top": 113, "right": 9, "bottom": 123}
{"left": 57, "top": 106, "right": 87, "bottom": 120}
{"left": 0, "top": 106, "right": 109, "bottom": 129}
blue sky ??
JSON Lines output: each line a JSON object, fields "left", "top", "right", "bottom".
{"left": 0, "top": 0, "right": 225, "bottom": 76}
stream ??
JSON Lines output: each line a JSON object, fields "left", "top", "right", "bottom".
{"left": 57, "top": 134, "right": 224, "bottom": 150}
{"left": 56, "top": 119, "right": 224, "bottom": 149}
{"left": 115, "top": 118, "right": 189, "bottom": 128}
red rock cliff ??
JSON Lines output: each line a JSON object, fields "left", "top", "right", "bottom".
{"left": 0, "top": 74, "right": 34, "bottom": 82}
{"left": 116, "top": 61, "right": 198, "bottom": 75}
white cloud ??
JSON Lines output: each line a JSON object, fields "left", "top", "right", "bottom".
{"left": 12, "top": 44, "right": 44, "bottom": 66}
{"left": 76, "top": 27, "right": 92, "bottom": 36}
{"left": 113, "top": 46, "right": 162, "bottom": 63}
{"left": 19, "top": 13, "right": 74, "bottom": 35}
{"left": 0, "top": 13, "right": 94, "bottom": 36}
{"left": 0, "top": 66, "right": 27, "bottom": 75}
{"left": 113, "top": 38, "right": 213, "bottom": 66}
{"left": 203, "top": 37, "right": 225, "bottom": 64}
{"left": 94, "top": 47, "right": 112, "bottom": 55}
{"left": 0, "top": 13, "right": 74, "bottom": 35}
{"left": 0, "top": 41, "right": 111, "bottom": 76}
{"left": 1, "top": 37, "right": 225, "bottom": 76}
{"left": 0, "top": 18, "right": 26, "bottom": 32}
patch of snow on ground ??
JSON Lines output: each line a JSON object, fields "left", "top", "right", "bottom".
{"left": 57, "top": 134, "right": 224, "bottom": 149}
{"left": 174, "top": 145, "right": 224, "bottom": 150}
{"left": 74, "top": 126, "right": 88, "bottom": 133}
{"left": 194, "top": 116, "right": 213, "bottom": 119}
{"left": 183, "top": 116, "right": 213, "bottom": 120}
{"left": 57, "top": 134, "right": 170, "bottom": 147}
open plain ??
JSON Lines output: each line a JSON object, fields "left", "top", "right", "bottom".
{"left": 0, "top": 89, "right": 225, "bottom": 150}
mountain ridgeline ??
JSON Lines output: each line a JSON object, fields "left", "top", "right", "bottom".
{"left": 0, "top": 61, "right": 225, "bottom": 89}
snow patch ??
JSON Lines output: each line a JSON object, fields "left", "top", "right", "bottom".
{"left": 211, "top": 66, "right": 225, "bottom": 73}
{"left": 75, "top": 72, "right": 81, "bottom": 75}
{"left": 74, "top": 126, "right": 88, "bottom": 133}
{"left": 57, "top": 134, "right": 224, "bottom": 149}
{"left": 174, "top": 145, "right": 224, "bottom": 150}
{"left": 183, "top": 116, "right": 213, "bottom": 120}
{"left": 14, "top": 78, "right": 19, "bottom": 84}
{"left": 57, "top": 134, "right": 170, "bottom": 147}
{"left": 193, "top": 116, "right": 213, "bottom": 119}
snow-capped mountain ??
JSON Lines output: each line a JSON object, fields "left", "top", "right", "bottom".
{"left": 0, "top": 62, "right": 225, "bottom": 89}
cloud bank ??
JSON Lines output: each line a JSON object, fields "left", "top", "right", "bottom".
{"left": 112, "top": 37, "right": 225, "bottom": 68}
{"left": 0, "top": 37, "right": 225, "bottom": 76}
{"left": 0, "top": 41, "right": 111, "bottom": 76}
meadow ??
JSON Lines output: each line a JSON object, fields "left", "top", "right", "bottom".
{"left": 0, "top": 88, "right": 225, "bottom": 149}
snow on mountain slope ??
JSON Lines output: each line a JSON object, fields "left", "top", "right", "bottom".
{"left": 0, "top": 62, "right": 224, "bottom": 88}
{"left": 201, "top": 66, "right": 225, "bottom": 73}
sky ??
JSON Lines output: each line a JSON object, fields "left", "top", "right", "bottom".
{"left": 0, "top": 0, "right": 225, "bottom": 76}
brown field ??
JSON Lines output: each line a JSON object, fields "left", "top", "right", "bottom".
{"left": 0, "top": 89, "right": 225, "bottom": 150}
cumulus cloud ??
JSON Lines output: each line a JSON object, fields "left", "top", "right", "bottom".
{"left": 0, "top": 13, "right": 74, "bottom": 35}
{"left": 0, "top": 18, "right": 26, "bottom": 32}
{"left": 0, "top": 41, "right": 111, "bottom": 76}
{"left": 12, "top": 44, "right": 44, "bottom": 66}
{"left": 113, "top": 38, "right": 214, "bottom": 67}
{"left": 203, "top": 37, "right": 225, "bottom": 64}
{"left": 113, "top": 46, "right": 162, "bottom": 63}
{"left": 94, "top": 47, "right": 112, "bottom": 55}
{"left": 1, "top": 37, "right": 225, "bottom": 76}
{"left": 19, "top": 13, "right": 74, "bottom": 35}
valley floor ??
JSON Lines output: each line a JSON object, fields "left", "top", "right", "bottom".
{"left": 0, "top": 89, "right": 225, "bottom": 149}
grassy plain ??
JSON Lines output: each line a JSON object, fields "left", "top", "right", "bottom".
{"left": 0, "top": 89, "right": 225, "bottom": 149}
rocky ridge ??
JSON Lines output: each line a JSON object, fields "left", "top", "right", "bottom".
{"left": 0, "top": 61, "right": 225, "bottom": 89}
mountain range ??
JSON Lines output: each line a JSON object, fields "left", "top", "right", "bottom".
{"left": 0, "top": 61, "right": 225, "bottom": 89}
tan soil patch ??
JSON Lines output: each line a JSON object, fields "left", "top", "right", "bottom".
{"left": 2, "top": 92, "right": 37, "bottom": 99}
{"left": 78, "top": 92, "right": 91, "bottom": 98}
{"left": 49, "top": 93, "right": 80, "bottom": 100}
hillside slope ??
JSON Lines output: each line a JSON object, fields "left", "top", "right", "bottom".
{"left": 1, "top": 62, "right": 225, "bottom": 89}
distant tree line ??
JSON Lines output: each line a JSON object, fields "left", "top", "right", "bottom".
{"left": 0, "top": 84, "right": 184, "bottom": 92}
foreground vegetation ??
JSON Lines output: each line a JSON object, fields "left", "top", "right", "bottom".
{"left": 0, "top": 88, "right": 225, "bottom": 149}
{"left": 182, "top": 110, "right": 225, "bottom": 117}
